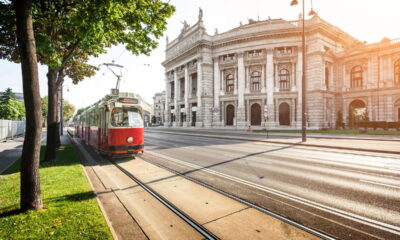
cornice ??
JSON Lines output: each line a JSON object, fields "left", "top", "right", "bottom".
{"left": 163, "top": 41, "right": 212, "bottom": 68}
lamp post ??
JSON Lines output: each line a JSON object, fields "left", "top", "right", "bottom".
{"left": 60, "top": 85, "right": 70, "bottom": 136}
{"left": 290, "top": 0, "right": 316, "bottom": 142}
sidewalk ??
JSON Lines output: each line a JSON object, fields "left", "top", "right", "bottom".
{"left": 0, "top": 132, "right": 65, "bottom": 174}
{"left": 0, "top": 137, "right": 24, "bottom": 174}
{"left": 146, "top": 128, "right": 400, "bottom": 155}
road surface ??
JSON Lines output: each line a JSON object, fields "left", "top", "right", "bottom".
{"left": 143, "top": 130, "right": 400, "bottom": 240}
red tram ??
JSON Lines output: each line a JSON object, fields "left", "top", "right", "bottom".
{"left": 74, "top": 92, "right": 144, "bottom": 157}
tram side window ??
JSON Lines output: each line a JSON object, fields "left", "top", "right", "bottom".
{"left": 111, "top": 108, "right": 144, "bottom": 127}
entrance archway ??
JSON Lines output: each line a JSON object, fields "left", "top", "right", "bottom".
{"left": 226, "top": 105, "right": 235, "bottom": 126}
{"left": 250, "top": 103, "right": 261, "bottom": 126}
{"left": 349, "top": 99, "right": 367, "bottom": 127}
{"left": 279, "top": 102, "right": 290, "bottom": 126}
{"left": 394, "top": 99, "right": 400, "bottom": 121}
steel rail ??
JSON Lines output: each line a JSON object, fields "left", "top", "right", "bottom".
{"left": 140, "top": 156, "right": 336, "bottom": 240}
{"left": 67, "top": 130, "right": 219, "bottom": 240}
{"left": 107, "top": 158, "right": 219, "bottom": 240}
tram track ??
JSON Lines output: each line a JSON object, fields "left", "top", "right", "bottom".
{"left": 139, "top": 152, "right": 336, "bottom": 240}
{"left": 142, "top": 131, "right": 400, "bottom": 239}
{"left": 107, "top": 158, "right": 219, "bottom": 240}
{"left": 68, "top": 132, "right": 218, "bottom": 240}
{"left": 68, "top": 131, "right": 332, "bottom": 239}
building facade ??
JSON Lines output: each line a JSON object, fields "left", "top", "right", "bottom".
{"left": 152, "top": 91, "right": 166, "bottom": 125}
{"left": 162, "top": 11, "right": 400, "bottom": 129}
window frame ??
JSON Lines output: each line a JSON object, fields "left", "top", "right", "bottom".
{"left": 226, "top": 74, "right": 234, "bottom": 93}
{"left": 350, "top": 65, "right": 363, "bottom": 88}
{"left": 395, "top": 60, "right": 400, "bottom": 85}
{"left": 279, "top": 69, "right": 290, "bottom": 90}
{"left": 250, "top": 71, "right": 261, "bottom": 91}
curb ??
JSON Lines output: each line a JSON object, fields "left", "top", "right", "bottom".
{"left": 68, "top": 134, "right": 120, "bottom": 240}
{"left": 146, "top": 130, "right": 400, "bottom": 155}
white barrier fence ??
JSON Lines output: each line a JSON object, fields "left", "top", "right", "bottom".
{"left": 0, "top": 120, "right": 26, "bottom": 140}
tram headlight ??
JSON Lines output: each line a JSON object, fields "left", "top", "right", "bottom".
{"left": 126, "top": 137, "right": 134, "bottom": 143}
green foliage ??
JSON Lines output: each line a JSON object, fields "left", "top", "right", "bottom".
{"left": 0, "top": 145, "right": 113, "bottom": 239}
{"left": 41, "top": 96, "right": 48, "bottom": 119}
{"left": 41, "top": 96, "right": 76, "bottom": 121}
{"left": 76, "top": 106, "right": 90, "bottom": 115}
{"left": 0, "top": 88, "right": 16, "bottom": 103}
{"left": 0, "top": 0, "right": 175, "bottom": 84}
{"left": 63, "top": 100, "right": 75, "bottom": 121}
{"left": 0, "top": 88, "right": 24, "bottom": 120}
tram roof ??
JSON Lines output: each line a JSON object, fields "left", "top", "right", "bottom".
{"left": 75, "top": 92, "right": 142, "bottom": 117}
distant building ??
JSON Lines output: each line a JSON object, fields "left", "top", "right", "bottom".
{"left": 162, "top": 10, "right": 400, "bottom": 129}
{"left": 152, "top": 91, "right": 166, "bottom": 125}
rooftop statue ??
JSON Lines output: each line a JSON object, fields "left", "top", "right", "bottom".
{"left": 198, "top": 7, "right": 203, "bottom": 21}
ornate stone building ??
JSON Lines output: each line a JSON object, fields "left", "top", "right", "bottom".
{"left": 152, "top": 91, "right": 165, "bottom": 125}
{"left": 162, "top": 10, "right": 400, "bottom": 129}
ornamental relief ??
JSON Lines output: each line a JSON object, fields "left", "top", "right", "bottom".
{"left": 166, "top": 31, "right": 202, "bottom": 59}
{"left": 344, "top": 59, "right": 368, "bottom": 73}
{"left": 277, "top": 63, "right": 292, "bottom": 72}
{"left": 391, "top": 54, "right": 400, "bottom": 65}
{"left": 249, "top": 65, "right": 262, "bottom": 72}
{"left": 245, "top": 59, "right": 266, "bottom": 66}
{"left": 223, "top": 69, "right": 235, "bottom": 77}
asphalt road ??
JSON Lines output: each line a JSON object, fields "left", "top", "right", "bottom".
{"left": 143, "top": 130, "right": 400, "bottom": 240}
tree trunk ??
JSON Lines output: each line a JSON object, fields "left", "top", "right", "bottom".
{"left": 15, "top": 0, "right": 43, "bottom": 211}
{"left": 44, "top": 68, "right": 58, "bottom": 161}
{"left": 55, "top": 89, "right": 61, "bottom": 148}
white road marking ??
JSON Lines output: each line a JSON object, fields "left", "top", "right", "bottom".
{"left": 359, "top": 179, "right": 400, "bottom": 190}
{"left": 146, "top": 150, "right": 400, "bottom": 235}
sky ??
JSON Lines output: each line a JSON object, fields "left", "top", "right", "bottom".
{"left": 1, "top": 0, "right": 400, "bottom": 110}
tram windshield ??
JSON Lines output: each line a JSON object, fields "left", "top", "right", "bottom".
{"left": 111, "top": 107, "right": 144, "bottom": 128}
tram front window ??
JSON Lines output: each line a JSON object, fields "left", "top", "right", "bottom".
{"left": 111, "top": 108, "right": 144, "bottom": 127}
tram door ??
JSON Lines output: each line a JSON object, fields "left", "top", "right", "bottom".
{"left": 100, "top": 107, "right": 108, "bottom": 148}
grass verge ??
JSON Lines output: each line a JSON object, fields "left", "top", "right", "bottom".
{"left": 0, "top": 144, "right": 113, "bottom": 239}
{"left": 252, "top": 129, "right": 400, "bottom": 136}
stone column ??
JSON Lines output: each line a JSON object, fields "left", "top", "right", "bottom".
{"left": 237, "top": 52, "right": 246, "bottom": 127}
{"left": 173, "top": 69, "right": 178, "bottom": 127}
{"left": 261, "top": 64, "right": 266, "bottom": 93}
{"left": 266, "top": 48, "right": 275, "bottom": 128}
{"left": 184, "top": 64, "right": 189, "bottom": 127}
{"left": 213, "top": 57, "right": 221, "bottom": 126}
{"left": 196, "top": 60, "right": 203, "bottom": 127}
{"left": 164, "top": 75, "right": 170, "bottom": 127}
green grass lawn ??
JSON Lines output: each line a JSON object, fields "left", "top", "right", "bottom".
{"left": 252, "top": 129, "right": 400, "bottom": 136}
{"left": 0, "top": 145, "right": 113, "bottom": 239}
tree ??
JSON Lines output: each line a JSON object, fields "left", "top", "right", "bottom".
{"left": 0, "top": 88, "right": 17, "bottom": 103}
{"left": 0, "top": 88, "right": 25, "bottom": 120}
{"left": 0, "top": 98, "right": 25, "bottom": 120}
{"left": 336, "top": 110, "right": 344, "bottom": 129}
{"left": 41, "top": 96, "right": 48, "bottom": 121}
{"left": 62, "top": 100, "right": 75, "bottom": 121}
{"left": 0, "top": 0, "right": 175, "bottom": 161}
{"left": 76, "top": 107, "right": 89, "bottom": 116}
{"left": 15, "top": 0, "right": 43, "bottom": 210}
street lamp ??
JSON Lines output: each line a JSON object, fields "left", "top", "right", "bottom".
{"left": 290, "top": 0, "right": 316, "bottom": 142}
{"left": 60, "top": 85, "right": 70, "bottom": 136}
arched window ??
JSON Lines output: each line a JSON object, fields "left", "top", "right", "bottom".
{"left": 279, "top": 69, "right": 290, "bottom": 90}
{"left": 226, "top": 74, "right": 234, "bottom": 93}
{"left": 351, "top": 66, "right": 363, "bottom": 88}
{"left": 250, "top": 71, "right": 261, "bottom": 91}
{"left": 395, "top": 60, "right": 400, "bottom": 85}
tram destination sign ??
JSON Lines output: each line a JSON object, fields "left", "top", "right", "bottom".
{"left": 118, "top": 98, "right": 139, "bottom": 104}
